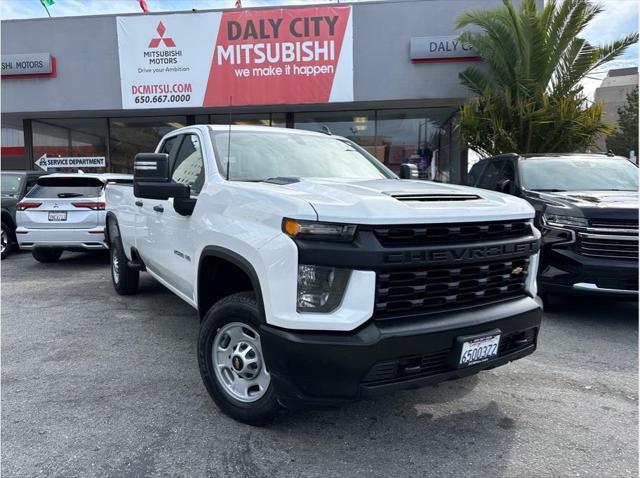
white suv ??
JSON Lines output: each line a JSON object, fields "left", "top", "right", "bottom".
{"left": 16, "top": 173, "right": 131, "bottom": 262}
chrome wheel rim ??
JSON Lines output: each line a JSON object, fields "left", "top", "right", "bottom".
{"left": 112, "top": 251, "right": 120, "bottom": 283}
{"left": 0, "top": 228, "right": 6, "bottom": 255}
{"left": 212, "top": 322, "right": 270, "bottom": 403}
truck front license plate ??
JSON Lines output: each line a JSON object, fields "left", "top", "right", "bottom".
{"left": 48, "top": 212, "right": 67, "bottom": 221}
{"left": 458, "top": 334, "right": 500, "bottom": 367}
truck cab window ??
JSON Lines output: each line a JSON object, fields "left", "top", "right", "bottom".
{"left": 160, "top": 136, "right": 179, "bottom": 156}
{"left": 502, "top": 161, "right": 515, "bottom": 181}
{"left": 171, "top": 134, "right": 205, "bottom": 195}
{"left": 468, "top": 161, "right": 486, "bottom": 186}
{"left": 478, "top": 161, "right": 502, "bottom": 190}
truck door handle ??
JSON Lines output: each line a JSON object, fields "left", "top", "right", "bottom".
{"left": 135, "top": 200, "right": 143, "bottom": 207}
{"left": 153, "top": 205, "right": 164, "bottom": 213}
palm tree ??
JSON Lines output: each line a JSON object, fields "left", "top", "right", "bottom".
{"left": 457, "top": 0, "right": 638, "bottom": 156}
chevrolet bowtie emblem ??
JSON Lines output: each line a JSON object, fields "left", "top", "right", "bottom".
{"left": 511, "top": 266, "right": 524, "bottom": 275}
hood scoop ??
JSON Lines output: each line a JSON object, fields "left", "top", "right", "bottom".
{"left": 387, "top": 192, "right": 481, "bottom": 202}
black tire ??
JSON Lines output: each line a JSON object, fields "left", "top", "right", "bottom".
{"left": 198, "top": 292, "right": 280, "bottom": 425}
{"left": 110, "top": 237, "right": 139, "bottom": 295}
{"left": 1, "top": 221, "right": 13, "bottom": 260}
{"left": 32, "top": 248, "right": 63, "bottom": 263}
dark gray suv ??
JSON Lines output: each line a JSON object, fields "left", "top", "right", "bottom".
{"left": 1, "top": 171, "right": 48, "bottom": 259}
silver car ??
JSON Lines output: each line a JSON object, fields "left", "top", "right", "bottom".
{"left": 16, "top": 173, "right": 132, "bottom": 263}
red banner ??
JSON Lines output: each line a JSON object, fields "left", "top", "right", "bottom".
{"left": 204, "top": 6, "right": 352, "bottom": 106}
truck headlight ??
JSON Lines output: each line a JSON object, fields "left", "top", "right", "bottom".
{"left": 283, "top": 218, "right": 357, "bottom": 242}
{"left": 542, "top": 214, "right": 588, "bottom": 229}
{"left": 297, "top": 265, "right": 351, "bottom": 312}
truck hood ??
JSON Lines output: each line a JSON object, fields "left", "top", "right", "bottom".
{"left": 536, "top": 190, "right": 639, "bottom": 209}
{"left": 253, "top": 178, "right": 535, "bottom": 224}
{"left": 528, "top": 189, "right": 639, "bottom": 222}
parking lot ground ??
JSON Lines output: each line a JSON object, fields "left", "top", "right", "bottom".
{"left": 1, "top": 251, "right": 638, "bottom": 478}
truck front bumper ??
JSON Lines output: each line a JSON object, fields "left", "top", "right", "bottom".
{"left": 261, "top": 296, "right": 542, "bottom": 408}
{"left": 538, "top": 248, "right": 638, "bottom": 297}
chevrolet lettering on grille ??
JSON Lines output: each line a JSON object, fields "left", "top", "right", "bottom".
{"left": 382, "top": 240, "right": 539, "bottom": 265}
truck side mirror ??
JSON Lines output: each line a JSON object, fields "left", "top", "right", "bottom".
{"left": 133, "top": 153, "right": 170, "bottom": 182}
{"left": 399, "top": 163, "right": 419, "bottom": 179}
{"left": 133, "top": 152, "right": 190, "bottom": 200}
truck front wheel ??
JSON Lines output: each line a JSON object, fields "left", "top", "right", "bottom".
{"left": 198, "top": 292, "right": 279, "bottom": 425}
{"left": 110, "top": 237, "right": 139, "bottom": 295}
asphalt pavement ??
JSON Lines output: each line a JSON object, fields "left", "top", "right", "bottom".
{"left": 1, "top": 250, "right": 638, "bottom": 477}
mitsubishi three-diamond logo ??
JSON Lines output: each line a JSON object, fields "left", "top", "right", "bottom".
{"left": 148, "top": 22, "right": 176, "bottom": 48}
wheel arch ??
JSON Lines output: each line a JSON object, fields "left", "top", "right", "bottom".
{"left": 105, "top": 211, "right": 120, "bottom": 244}
{"left": 197, "top": 246, "right": 266, "bottom": 322}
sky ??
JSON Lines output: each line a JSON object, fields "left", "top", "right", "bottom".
{"left": 1, "top": 0, "right": 638, "bottom": 97}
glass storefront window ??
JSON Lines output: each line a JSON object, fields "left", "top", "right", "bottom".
{"left": 210, "top": 113, "right": 271, "bottom": 127}
{"left": 376, "top": 108, "right": 454, "bottom": 180}
{"left": 271, "top": 113, "right": 287, "bottom": 128}
{"left": 1, "top": 122, "right": 26, "bottom": 170}
{"left": 294, "top": 111, "right": 377, "bottom": 156}
{"left": 32, "top": 119, "right": 108, "bottom": 173}
{"left": 109, "top": 116, "right": 186, "bottom": 173}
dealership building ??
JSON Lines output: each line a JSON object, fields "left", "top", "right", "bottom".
{"left": 1, "top": 0, "right": 526, "bottom": 184}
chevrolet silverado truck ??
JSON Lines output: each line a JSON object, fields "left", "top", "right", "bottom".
{"left": 105, "top": 125, "right": 542, "bottom": 424}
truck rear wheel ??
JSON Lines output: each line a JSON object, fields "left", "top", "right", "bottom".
{"left": 32, "top": 248, "right": 62, "bottom": 263}
{"left": 110, "top": 238, "right": 139, "bottom": 295}
{"left": 198, "top": 292, "right": 279, "bottom": 425}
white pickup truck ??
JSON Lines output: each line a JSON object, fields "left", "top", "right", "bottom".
{"left": 106, "top": 125, "right": 542, "bottom": 424}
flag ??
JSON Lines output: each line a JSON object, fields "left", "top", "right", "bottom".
{"left": 40, "top": 0, "right": 54, "bottom": 6}
{"left": 139, "top": 0, "right": 149, "bottom": 13}
{"left": 235, "top": 0, "right": 242, "bottom": 8}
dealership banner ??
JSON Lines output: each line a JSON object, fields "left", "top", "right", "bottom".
{"left": 116, "top": 6, "right": 353, "bottom": 109}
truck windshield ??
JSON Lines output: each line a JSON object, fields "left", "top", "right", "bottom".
{"left": 1, "top": 173, "right": 23, "bottom": 197}
{"left": 210, "top": 131, "right": 395, "bottom": 181}
{"left": 520, "top": 158, "right": 639, "bottom": 192}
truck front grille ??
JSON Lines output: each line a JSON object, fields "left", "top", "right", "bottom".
{"left": 372, "top": 219, "right": 531, "bottom": 247}
{"left": 577, "top": 219, "right": 639, "bottom": 261}
{"left": 375, "top": 256, "right": 530, "bottom": 319}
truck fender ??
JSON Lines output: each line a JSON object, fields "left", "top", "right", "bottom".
{"left": 105, "top": 212, "right": 120, "bottom": 244}
{"left": 197, "top": 246, "right": 266, "bottom": 322}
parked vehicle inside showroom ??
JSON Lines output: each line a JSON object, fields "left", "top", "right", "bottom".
{"left": 468, "top": 153, "right": 639, "bottom": 300}
{"left": 16, "top": 173, "right": 132, "bottom": 263}
{"left": 1, "top": 170, "right": 49, "bottom": 259}
{"left": 106, "top": 125, "right": 542, "bottom": 425}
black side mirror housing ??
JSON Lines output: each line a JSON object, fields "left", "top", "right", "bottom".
{"left": 134, "top": 181, "right": 190, "bottom": 200}
{"left": 134, "top": 153, "right": 170, "bottom": 182}
{"left": 133, "top": 152, "right": 191, "bottom": 201}
{"left": 399, "top": 163, "right": 419, "bottom": 179}
{"left": 173, "top": 197, "right": 197, "bottom": 216}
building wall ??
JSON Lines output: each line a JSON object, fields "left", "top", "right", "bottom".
{"left": 1, "top": 0, "right": 526, "bottom": 115}
{"left": 1, "top": 16, "right": 121, "bottom": 114}
{"left": 593, "top": 68, "right": 639, "bottom": 152}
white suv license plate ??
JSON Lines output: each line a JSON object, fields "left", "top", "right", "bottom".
{"left": 459, "top": 334, "right": 501, "bottom": 367}
{"left": 48, "top": 211, "right": 67, "bottom": 221}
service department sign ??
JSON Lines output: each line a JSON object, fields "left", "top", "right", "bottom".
{"left": 1, "top": 52, "right": 54, "bottom": 76}
{"left": 410, "top": 36, "right": 479, "bottom": 63}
